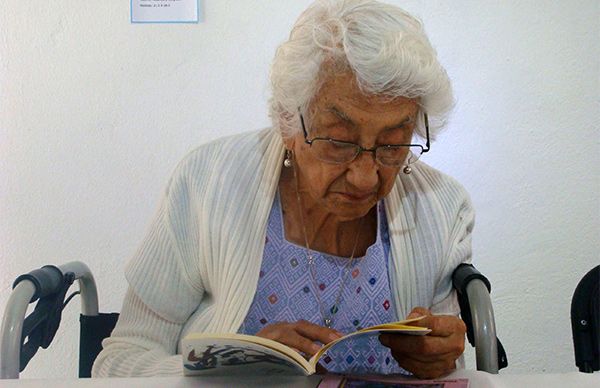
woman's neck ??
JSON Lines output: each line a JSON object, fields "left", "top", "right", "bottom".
{"left": 278, "top": 169, "right": 377, "bottom": 257}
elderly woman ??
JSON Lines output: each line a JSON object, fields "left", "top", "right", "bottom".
{"left": 93, "top": 0, "right": 472, "bottom": 380}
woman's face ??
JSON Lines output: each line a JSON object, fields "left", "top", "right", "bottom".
{"left": 285, "top": 71, "right": 420, "bottom": 221}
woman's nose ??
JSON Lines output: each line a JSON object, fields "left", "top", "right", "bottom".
{"left": 346, "top": 151, "right": 379, "bottom": 191}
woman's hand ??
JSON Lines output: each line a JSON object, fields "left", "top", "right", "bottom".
{"left": 256, "top": 320, "right": 343, "bottom": 357}
{"left": 379, "top": 307, "right": 466, "bottom": 379}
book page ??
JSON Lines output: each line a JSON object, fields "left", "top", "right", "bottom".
{"left": 310, "top": 317, "right": 431, "bottom": 367}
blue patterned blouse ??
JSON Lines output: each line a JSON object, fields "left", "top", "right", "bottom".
{"left": 238, "top": 192, "right": 407, "bottom": 375}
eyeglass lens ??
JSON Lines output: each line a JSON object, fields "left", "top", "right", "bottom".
{"left": 310, "top": 139, "right": 423, "bottom": 166}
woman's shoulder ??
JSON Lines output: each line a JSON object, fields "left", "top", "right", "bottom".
{"left": 411, "top": 161, "right": 468, "bottom": 192}
{"left": 171, "top": 128, "right": 278, "bottom": 178}
{"left": 184, "top": 128, "right": 275, "bottom": 162}
{"left": 403, "top": 160, "right": 473, "bottom": 211}
{"left": 160, "top": 128, "right": 282, "bottom": 201}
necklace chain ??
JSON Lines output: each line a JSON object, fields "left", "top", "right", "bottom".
{"left": 291, "top": 156, "right": 364, "bottom": 329}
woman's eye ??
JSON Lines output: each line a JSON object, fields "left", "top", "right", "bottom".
{"left": 329, "top": 140, "right": 355, "bottom": 149}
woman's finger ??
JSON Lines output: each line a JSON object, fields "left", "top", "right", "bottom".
{"left": 283, "top": 330, "right": 324, "bottom": 356}
{"left": 381, "top": 335, "right": 459, "bottom": 362}
{"left": 380, "top": 332, "right": 464, "bottom": 357}
{"left": 294, "top": 319, "right": 343, "bottom": 345}
{"left": 418, "top": 315, "right": 466, "bottom": 337}
{"left": 257, "top": 322, "right": 322, "bottom": 356}
{"left": 407, "top": 306, "right": 432, "bottom": 320}
{"left": 397, "top": 357, "right": 456, "bottom": 380}
{"left": 256, "top": 320, "right": 341, "bottom": 357}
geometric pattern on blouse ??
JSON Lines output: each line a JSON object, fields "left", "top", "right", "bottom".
{"left": 238, "top": 192, "right": 409, "bottom": 375}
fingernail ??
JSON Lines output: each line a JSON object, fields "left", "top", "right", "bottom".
{"left": 311, "top": 343, "right": 322, "bottom": 353}
{"left": 329, "top": 332, "right": 343, "bottom": 341}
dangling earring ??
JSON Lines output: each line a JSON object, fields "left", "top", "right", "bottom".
{"left": 403, "top": 152, "right": 414, "bottom": 174}
{"left": 284, "top": 149, "right": 293, "bottom": 168}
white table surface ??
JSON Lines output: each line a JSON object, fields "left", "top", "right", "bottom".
{"left": 2, "top": 370, "right": 599, "bottom": 388}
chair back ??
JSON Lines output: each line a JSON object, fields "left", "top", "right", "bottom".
{"left": 79, "top": 312, "right": 119, "bottom": 377}
{"left": 571, "top": 265, "right": 600, "bottom": 373}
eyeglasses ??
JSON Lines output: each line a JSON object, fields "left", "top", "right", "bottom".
{"left": 299, "top": 112, "right": 430, "bottom": 167}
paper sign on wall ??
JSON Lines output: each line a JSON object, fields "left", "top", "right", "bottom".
{"left": 131, "top": 0, "right": 200, "bottom": 23}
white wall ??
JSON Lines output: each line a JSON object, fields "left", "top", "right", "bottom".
{"left": 1, "top": 0, "right": 598, "bottom": 379}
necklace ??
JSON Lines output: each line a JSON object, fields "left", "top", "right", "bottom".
{"left": 291, "top": 160, "right": 364, "bottom": 329}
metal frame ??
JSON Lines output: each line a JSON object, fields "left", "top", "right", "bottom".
{"left": 466, "top": 279, "right": 499, "bottom": 373}
{"left": 299, "top": 112, "right": 431, "bottom": 166}
{"left": 0, "top": 261, "right": 99, "bottom": 379}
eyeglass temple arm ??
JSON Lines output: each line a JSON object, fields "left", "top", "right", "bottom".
{"left": 299, "top": 113, "right": 312, "bottom": 144}
{"left": 423, "top": 113, "right": 431, "bottom": 152}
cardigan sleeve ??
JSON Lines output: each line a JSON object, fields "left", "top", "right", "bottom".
{"left": 92, "top": 289, "right": 187, "bottom": 376}
{"left": 93, "top": 154, "right": 207, "bottom": 377}
{"left": 430, "top": 189, "right": 475, "bottom": 316}
{"left": 123, "top": 169, "right": 205, "bottom": 323}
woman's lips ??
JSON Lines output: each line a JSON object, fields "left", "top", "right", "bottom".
{"left": 336, "top": 192, "right": 374, "bottom": 202}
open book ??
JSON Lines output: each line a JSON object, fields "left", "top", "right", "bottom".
{"left": 182, "top": 317, "right": 430, "bottom": 376}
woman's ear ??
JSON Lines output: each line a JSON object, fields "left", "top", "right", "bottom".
{"left": 283, "top": 136, "right": 295, "bottom": 152}
{"left": 278, "top": 110, "right": 298, "bottom": 152}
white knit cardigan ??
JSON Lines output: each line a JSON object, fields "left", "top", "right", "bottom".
{"left": 92, "top": 128, "right": 474, "bottom": 377}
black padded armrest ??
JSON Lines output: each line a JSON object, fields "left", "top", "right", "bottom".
{"left": 453, "top": 263, "right": 491, "bottom": 295}
{"left": 13, "top": 265, "right": 64, "bottom": 303}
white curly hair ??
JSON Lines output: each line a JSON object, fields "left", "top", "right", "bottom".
{"left": 269, "top": 0, "right": 453, "bottom": 141}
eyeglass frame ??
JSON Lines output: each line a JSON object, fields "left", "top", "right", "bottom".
{"left": 299, "top": 111, "right": 431, "bottom": 166}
